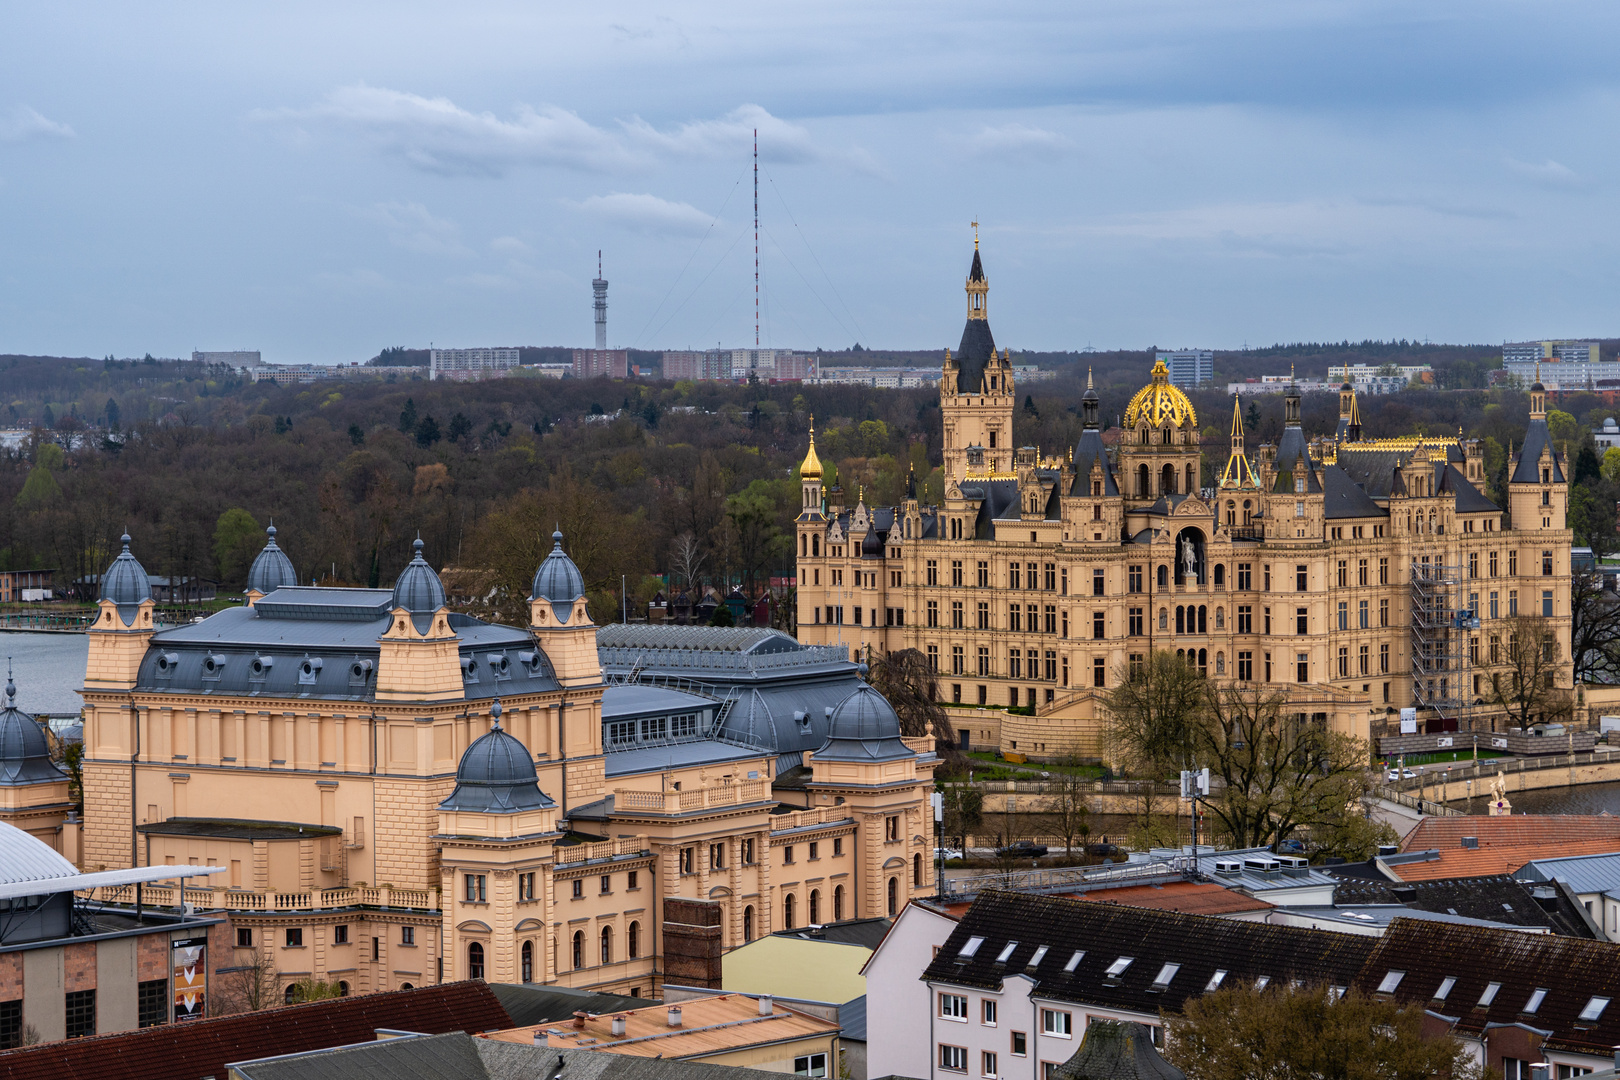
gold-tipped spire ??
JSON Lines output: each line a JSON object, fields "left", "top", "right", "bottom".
{"left": 1230, "top": 394, "right": 1244, "bottom": 439}
{"left": 971, "top": 220, "right": 979, "bottom": 249}
{"left": 1087, "top": 365, "right": 1094, "bottom": 390}
{"left": 1219, "top": 395, "right": 1258, "bottom": 490}
{"left": 799, "top": 417, "right": 823, "bottom": 480}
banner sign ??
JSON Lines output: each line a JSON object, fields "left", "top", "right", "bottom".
{"left": 172, "top": 937, "right": 207, "bottom": 1022}
{"left": 1399, "top": 708, "right": 1417, "bottom": 735}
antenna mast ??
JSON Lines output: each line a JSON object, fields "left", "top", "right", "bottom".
{"left": 754, "top": 127, "right": 759, "bottom": 350}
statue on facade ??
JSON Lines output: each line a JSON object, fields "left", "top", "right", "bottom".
{"left": 1181, "top": 536, "right": 1197, "bottom": 582}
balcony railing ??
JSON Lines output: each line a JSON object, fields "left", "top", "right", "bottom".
{"left": 555, "top": 836, "right": 651, "bottom": 867}
{"left": 611, "top": 778, "right": 767, "bottom": 815}
{"left": 81, "top": 883, "right": 439, "bottom": 912}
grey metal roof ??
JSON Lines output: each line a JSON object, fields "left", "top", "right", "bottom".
{"left": 774, "top": 917, "right": 893, "bottom": 949}
{"left": 246, "top": 525, "right": 299, "bottom": 595}
{"left": 1185, "top": 848, "right": 1342, "bottom": 892}
{"left": 838, "top": 995, "right": 867, "bottom": 1042}
{"left": 0, "top": 818, "right": 79, "bottom": 884}
{"left": 488, "top": 983, "right": 646, "bottom": 1028}
{"left": 604, "top": 741, "right": 766, "bottom": 778}
{"left": 1513, "top": 415, "right": 1567, "bottom": 485}
{"left": 439, "top": 708, "right": 558, "bottom": 814}
{"left": 0, "top": 672, "right": 68, "bottom": 787}
{"left": 1069, "top": 427, "right": 1118, "bottom": 497}
{"left": 953, "top": 282, "right": 996, "bottom": 395}
{"left": 1521, "top": 852, "right": 1620, "bottom": 897}
{"left": 136, "top": 818, "right": 342, "bottom": 840}
{"left": 99, "top": 532, "right": 152, "bottom": 618}
{"left": 0, "top": 820, "right": 224, "bottom": 900}
{"left": 531, "top": 530, "right": 587, "bottom": 623}
{"left": 814, "top": 684, "right": 915, "bottom": 763}
{"left": 393, "top": 538, "right": 448, "bottom": 630}
{"left": 597, "top": 624, "right": 806, "bottom": 655}
{"left": 1320, "top": 464, "right": 1387, "bottom": 520}
{"left": 1281, "top": 904, "right": 1537, "bottom": 932}
{"left": 255, "top": 587, "right": 394, "bottom": 620}
{"left": 601, "top": 684, "right": 714, "bottom": 719}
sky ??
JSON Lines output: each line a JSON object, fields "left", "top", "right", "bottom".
{"left": 3, "top": 2, "right": 1620, "bottom": 363}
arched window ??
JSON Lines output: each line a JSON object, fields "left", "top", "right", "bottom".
{"left": 783, "top": 892, "right": 796, "bottom": 930}
{"left": 801, "top": 534, "right": 807, "bottom": 556}
{"left": 1162, "top": 463, "right": 1176, "bottom": 494}
{"left": 600, "top": 926, "right": 613, "bottom": 965}
{"left": 284, "top": 984, "right": 298, "bottom": 1004}
{"left": 887, "top": 877, "right": 898, "bottom": 917}
{"left": 743, "top": 905, "right": 755, "bottom": 942}
{"left": 809, "top": 889, "right": 820, "bottom": 925}
{"left": 400, "top": 982, "right": 414, "bottom": 991}
{"left": 521, "top": 940, "right": 534, "bottom": 982}
{"left": 1198, "top": 606, "right": 1207, "bottom": 633}
{"left": 467, "top": 941, "right": 485, "bottom": 980}
{"left": 628, "top": 921, "right": 640, "bottom": 960}
{"left": 1162, "top": 427, "right": 1172, "bottom": 446}
{"left": 1226, "top": 501, "right": 1236, "bottom": 526}
{"left": 913, "top": 852, "right": 923, "bottom": 887}
{"left": 337, "top": 981, "right": 350, "bottom": 996}
{"left": 833, "top": 885, "right": 844, "bottom": 922}
{"left": 1214, "top": 564, "right": 1225, "bottom": 587}
{"left": 1137, "top": 463, "right": 1150, "bottom": 497}
{"left": 1176, "top": 607, "right": 1185, "bottom": 634}
{"left": 572, "top": 931, "right": 584, "bottom": 970}
{"left": 1157, "top": 565, "right": 1168, "bottom": 589}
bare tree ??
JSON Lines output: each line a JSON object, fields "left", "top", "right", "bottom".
{"left": 669, "top": 531, "right": 707, "bottom": 592}
{"left": 1190, "top": 682, "right": 1375, "bottom": 852}
{"left": 1484, "top": 614, "right": 1574, "bottom": 731}
{"left": 1103, "top": 651, "right": 1207, "bottom": 828}
{"left": 1570, "top": 570, "right": 1620, "bottom": 684}
{"left": 212, "top": 949, "right": 281, "bottom": 1015}
{"left": 1040, "top": 755, "right": 1093, "bottom": 857}
{"left": 865, "top": 648, "right": 964, "bottom": 773}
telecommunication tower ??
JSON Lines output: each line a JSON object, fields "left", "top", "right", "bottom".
{"left": 592, "top": 251, "right": 608, "bottom": 350}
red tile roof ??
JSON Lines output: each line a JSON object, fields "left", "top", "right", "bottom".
{"left": 1400, "top": 814, "right": 1620, "bottom": 853}
{"left": 1388, "top": 838, "right": 1620, "bottom": 882}
{"left": 1071, "top": 881, "right": 1273, "bottom": 916}
{"left": 0, "top": 981, "right": 511, "bottom": 1080}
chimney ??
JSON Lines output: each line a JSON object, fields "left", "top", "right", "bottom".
{"left": 611, "top": 1015, "right": 627, "bottom": 1037}
{"left": 572, "top": 1011, "right": 589, "bottom": 1030}
{"left": 1460, "top": 836, "right": 1478, "bottom": 849}
{"left": 533, "top": 1031, "right": 545, "bottom": 1046}
{"left": 1530, "top": 1065, "right": 1550, "bottom": 1080}
{"left": 1376, "top": 844, "right": 1398, "bottom": 858}
{"left": 1390, "top": 886, "right": 1416, "bottom": 904}
{"left": 668, "top": 1007, "right": 683, "bottom": 1028}
{"left": 759, "top": 995, "right": 773, "bottom": 1016}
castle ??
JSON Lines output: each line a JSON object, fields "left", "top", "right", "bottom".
{"left": 16, "top": 526, "right": 938, "bottom": 1003}
{"left": 794, "top": 241, "right": 1573, "bottom": 759}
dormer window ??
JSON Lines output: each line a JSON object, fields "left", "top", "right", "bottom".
{"left": 155, "top": 652, "right": 179, "bottom": 679}
{"left": 460, "top": 656, "right": 478, "bottom": 683}
{"left": 1027, "top": 946, "right": 1048, "bottom": 969}
{"left": 1478, "top": 982, "right": 1501, "bottom": 1007}
{"left": 1205, "top": 970, "right": 1227, "bottom": 992}
{"left": 1150, "top": 963, "right": 1179, "bottom": 991}
{"left": 1580, "top": 996, "right": 1609, "bottom": 1022}
{"left": 1523, "top": 988, "right": 1548, "bottom": 1015}
{"left": 1433, "top": 977, "right": 1456, "bottom": 1002}
{"left": 298, "top": 657, "right": 322, "bottom": 685}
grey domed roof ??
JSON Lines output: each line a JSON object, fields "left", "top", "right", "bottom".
{"left": 0, "top": 669, "right": 68, "bottom": 787}
{"left": 531, "top": 530, "right": 586, "bottom": 623}
{"left": 814, "top": 684, "right": 916, "bottom": 763}
{"left": 392, "top": 538, "right": 446, "bottom": 630}
{"left": 438, "top": 702, "right": 557, "bottom": 814}
{"left": 100, "top": 533, "right": 152, "bottom": 610}
{"left": 246, "top": 525, "right": 298, "bottom": 596}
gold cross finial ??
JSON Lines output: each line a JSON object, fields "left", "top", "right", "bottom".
{"left": 971, "top": 220, "right": 979, "bottom": 249}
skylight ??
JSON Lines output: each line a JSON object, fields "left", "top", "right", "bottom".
{"left": 1063, "top": 951, "right": 1084, "bottom": 973}
{"left": 1105, "top": 957, "right": 1134, "bottom": 978}
{"left": 1478, "top": 982, "right": 1501, "bottom": 1007}
{"left": 1027, "top": 946, "right": 1049, "bottom": 968}
{"left": 1524, "top": 988, "right": 1548, "bottom": 1015}
{"left": 1376, "top": 971, "right": 1405, "bottom": 994}
{"left": 1151, "top": 963, "right": 1180, "bottom": 990}
{"left": 959, "top": 936, "right": 985, "bottom": 958}
{"left": 1580, "top": 996, "right": 1610, "bottom": 1022}
{"left": 1434, "top": 977, "right": 1457, "bottom": 1002}
{"left": 1205, "top": 970, "right": 1227, "bottom": 992}
{"left": 1255, "top": 976, "right": 1271, "bottom": 990}
{"left": 1328, "top": 986, "right": 1345, "bottom": 1003}
{"left": 995, "top": 941, "right": 1019, "bottom": 964}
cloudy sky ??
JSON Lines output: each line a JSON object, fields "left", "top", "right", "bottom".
{"left": 3, "top": 2, "right": 1619, "bottom": 362}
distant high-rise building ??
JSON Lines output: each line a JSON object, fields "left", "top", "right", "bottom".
{"left": 430, "top": 348, "right": 520, "bottom": 381}
{"left": 1504, "top": 340, "right": 1599, "bottom": 365}
{"left": 593, "top": 252, "right": 609, "bottom": 351}
{"left": 192, "top": 350, "right": 260, "bottom": 368}
{"left": 572, "top": 349, "right": 628, "bottom": 379}
{"left": 1158, "top": 350, "right": 1213, "bottom": 389}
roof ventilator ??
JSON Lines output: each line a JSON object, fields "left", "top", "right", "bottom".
{"left": 202, "top": 653, "right": 226, "bottom": 681}
{"left": 1215, "top": 859, "right": 1242, "bottom": 876}
{"left": 155, "top": 652, "right": 179, "bottom": 678}
{"left": 249, "top": 654, "right": 272, "bottom": 682}
{"left": 1461, "top": 836, "right": 1478, "bottom": 849}
{"left": 298, "top": 656, "right": 322, "bottom": 685}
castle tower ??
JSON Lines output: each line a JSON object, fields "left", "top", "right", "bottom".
{"left": 0, "top": 667, "right": 74, "bottom": 850}
{"left": 799, "top": 418, "right": 824, "bottom": 519}
{"left": 529, "top": 530, "right": 601, "bottom": 689}
{"left": 1118, "top": 358, "right": 1200, "bottom": 501}
{"left": 940, "top": 235, "right": 1015, "bottom": 479}
{"left": 1335, "top": 382, "right": 1359, "bottom": 444}
{"left": 244, "top": 523, "right": 297, "bottom": 606}
{"left": 377, "top": 539, "right": 463, "bottom": 702}
{"left": 1218, "top": 396, "right": 1258, "bottom": 490}
{"left": 85, "top": 533, "right": 157, "bottom": 690}
{"left": 1508, "top": 368, "right": 1567, "bottom": 532}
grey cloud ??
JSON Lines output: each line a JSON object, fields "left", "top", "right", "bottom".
{"left": 1504, "top": 156, "right": 1585, "bottom": 187}
{"left": 0, "top": 106, "right": 75, "bottom": 143}
{"left": 574, "top": 192, "right": 714, "bottom": 235}
{"left": 366, "top": 202, "right": 471, "bottom": 256}
{"left": 963, "top": 122, "right": 1074, "bottom": 160}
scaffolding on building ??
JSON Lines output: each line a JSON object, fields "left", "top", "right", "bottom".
{"left": 1410, "top": 560, "right": 1478, "bottom": 733}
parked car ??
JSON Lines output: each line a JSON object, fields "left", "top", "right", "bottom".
{"left": 1275, "top": 839, "right": 1306, "bottom": 855}
{"left": 1085, "top": 843, "right": 1123, "bottom": 858}
{"left": 997, "top": 841, "right": 1049, "bottom": 858}
{"left": 936, "top": 847, "right": 965, "bottom": 862}
{"left": 1385, "top": 767, "right": 1418, "bottom": 781}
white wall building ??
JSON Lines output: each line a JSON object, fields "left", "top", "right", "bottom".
{"left": 430, "top": 347, "right": 521, "bottom": 381}
{"left": 861, "top": 901, "right": 960, "bottom": 1080}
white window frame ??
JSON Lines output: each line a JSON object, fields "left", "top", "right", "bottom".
{"left": 981, "top": 999, "right": 998, "bottom": 1026}
{"left": 939, "top": 1045, "right": 968, "bottom": 1073}
{"left": 795, "top": 1053, "right": 828, "bottom": 1077}
{"left": 1041, "top": 1009, "right": 1072, "bottom": 1037}
{"left": 939, "top": 993, "right": 969, "bottom": 1022}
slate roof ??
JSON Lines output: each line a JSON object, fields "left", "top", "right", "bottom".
{"left": 1320, "top": 464, "right": 1387, "bottom": 520}
{"left": 1051, "top": 1020, "right": 1185, "bottom": 1080}
{"left": 487, "top": 982, "right": 646, "bottom": 1028}
{"left": 0, "top": 981, "right": 512, "bottom": 1080}
{"left": 1513, "top": 415, "right": 1567, "bottom": 484}
{"left": 815, "top": 684, "right": 915, "bottom": 763}
{"left": 923, "top": 891, "right": 1375, "bottom": 1018}
{"left": 1441, "top": 463, "right": 1501, "bottom": 512}
{"left": 1357, "top": 918, "right": 1620, "bottom": 1057}
{"left": 1330, "top": 873, "right": 1595, "bottom": 937}
{"left": 0, "top": 673, "right": 68, "bottom": 787}
{"left": 954, "top": 272, "right": 996, "bottom": 397}
{"left": 838, "top": 995, "right": 868, "bottom": 1042}
{"left": 773, "top": 916, "right": 893, "bottom": 949}
{"left": 1069, "top": 428, "right": 1119, "bottom": 497}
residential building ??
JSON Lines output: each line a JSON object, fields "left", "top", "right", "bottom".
{"left": 0, "top": 820, "right": 227, "bottom": 1047}
{"left": 1328, "top": 874, "right": 1598, "bottom": 938}
{"left": 1502, "top": 359, "right": 1620, "bottom": 392}
{"left": 0, "top": 981, "right": 512, "bottom": 1079}
{"left": 1326, "top": 363, "right": 1433, "bottom": 386}
{"left": 1520, "top": 852, "right": 1620, "bottom": 940}
{"left": 480, "top": 992, "right": 841, "bottom": 1073}
{"left": 813, "top": 367, "right": 940, "bottom": 389}
{"left": 861, "top": 901, "right": 960, "bottom": 1080}
{"left": 431, "top": 348, "right": 521, "bottom": 382}
{"left": 1504, "top": 340, "right": 1601, "bottom": 365}
{"left": 0, "top": 569, "right": 54, "bottom": 603}
{"left": 573, "top": 349, "right": 630, "bottom": 379}
{"left": 1596, "top": 418, "right": 1620, "bottom": 453}
{"left": 1157, "top": 351, "right": 1213, "bottom": 390}
{"left": 796, "top": 241, "right": 1572, "bottom": 757}
{"left": 661, "top": 350, "right": 815, "bottom": 383}
{"left": 72, "top": 529, "right": 937, "bottom": 1004}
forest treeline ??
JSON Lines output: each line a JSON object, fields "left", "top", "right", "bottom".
{"left": 0, "top": 349, "right": 1610, "bottom": 626}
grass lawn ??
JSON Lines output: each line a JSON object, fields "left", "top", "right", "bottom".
{"left": 1382, "top": 749, "right": 1510, "bottom": 767}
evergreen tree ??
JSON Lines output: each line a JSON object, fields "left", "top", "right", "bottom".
{"left": 447, "top": 413, "right": 472, "bottom": 443}
{"left": 399, "top": 397, "right": 418, "bottom": 433}
{"left": 105, "top": 398, "right": 120, "bottom": 430}
{"left": 416, "top": 415, "right": 441, "bottom": 447}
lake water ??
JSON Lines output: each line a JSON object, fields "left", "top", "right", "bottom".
{"left": 1461, "top": 780, "right": 1620, "bottom": 817}
{"left": 0, "top": 632, "right": 89, "bottom": 715}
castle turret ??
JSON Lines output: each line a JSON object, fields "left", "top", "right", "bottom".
{"left": 940, "top": 234, "right": 1015, "bottom": 478}
{"left": 1218, "top": 396, "right": 1258, "bottom": 490}
{"left": 799, "top": 417, "right": 824, "bottom": 520}
{"left": 377, "top": 538, "right": 462, "bottom": 702}
{"left": 1508, "top": 367, "right": 1567, "bottom": 531}
{"left": 244, "top": 523, "right": 297, "bottom": 606}
{"left": 85, "top": 533, "right": 156, "bottom": 690}
{"left": 529, "top": 530, "right": 601, "bottom": 688}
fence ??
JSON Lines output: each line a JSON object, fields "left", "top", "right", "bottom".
{"left": 555, "top": 836, "right": 651, "bottom": 867}
{"left": 81, "top": 883, "right": 438, "bottom": 912}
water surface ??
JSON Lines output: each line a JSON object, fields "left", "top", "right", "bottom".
{"left": 0, "top": 632, "right": 88, "bottom": 715}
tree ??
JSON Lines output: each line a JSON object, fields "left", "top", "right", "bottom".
{"left": 669, "top": 532, "right": 707, "bottom": 591}
{"left": 415, "top": 415, "right": 441, "bottom": 447}
{"left": 1102, "top": 651, "right": 1206, "bottom": 827}
{"left": 1189, "top": 681, "right": 1375, "bottom": 852}
{"left": 1603, "top": 447, "right": 1620, "bottom": 486}
{"left": 213, "top": 951, "right": 280, "bottom": 1015}
{"left": 940, "top": 784, "right": 983, "bottom": 851}
{"left": 348, "top": 423, "right": 365, "bottom": 446}
{"left": 213, "top": 508, "right": 262, "bottom": 586}
{"left": 867, "top": 647, "right": 966, "bottom": 774}
{"left": 709, "top": 603, "right": 735, "bottom": 626}
{"left": 104, "top": 398, "right": 120, "bottom": 431}
{"left": 14, "top": 463, "right": 62, "bottom": 509}
{"left": 1484, "top": 614, "right": 1574, "bottom": 731}
{"left": 1165, "top": 982, "right": 1488, "bottom": 1080}
{"left": 286, "top": 977, "right": 345, "bottom": 1003}
{"left": 447, "top": 413, "right": 473, "bottom": 443}
{"left": 1040, "top": 755, "right": 1093, "bottom": 855}
{"left": 398, "top": 397, "right": 418, "bottom": 433}
{"left": 1572, "top": 569, "right": 1620, "bottom": 684}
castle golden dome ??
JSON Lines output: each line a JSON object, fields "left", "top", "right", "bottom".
{"left": 1124, "top": 358, "right": 1197, "bottom": 429}
{"left": 799, "top": 420, "right": 823, "bottom": 480}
